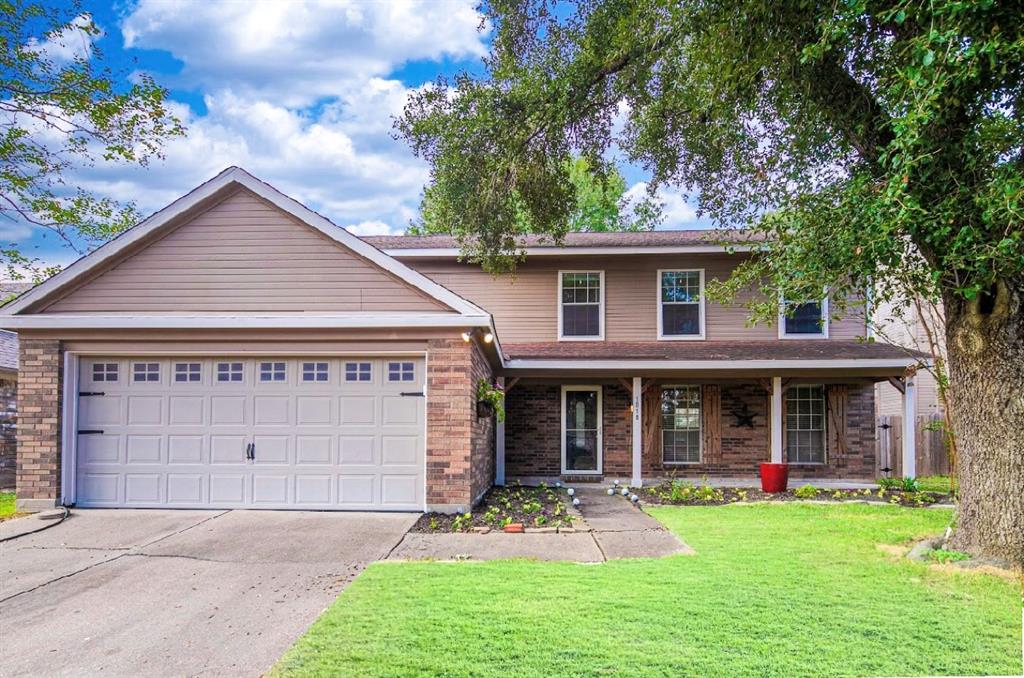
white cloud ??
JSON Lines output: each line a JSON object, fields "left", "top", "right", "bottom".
{"left": 24, "top": 14, "right": 98, "bottom": 64}
{"left": 121, "top": 0, "right": 488, "bottom": 107}
{"left": 624, "top": 182, "right": 700, "bottom": 228}
{"left": 345, "top": 220, "right": 398, "bottom": 236}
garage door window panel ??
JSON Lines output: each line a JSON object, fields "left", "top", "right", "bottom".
{"left": 345, "top": 362, "right": 372, "bottom": 383}
{"left": 133, "top": 362, "right": 160, "bottom": 383}
{"left": 303, "top": 362, "right": 329, "bottom": 382}
{"left": 217, "top": 362, "right": 244, "bottom": 383}
{"left": 92, "top": 362, "right": 118, "bottom": 382}
{"left": 175, "top": 362, "right": 201, "bottom": 383}
{"left": 388, "top": 361, "right": 415, "bottom": 382}
{"left": 260, "top": 361, "right": 287, "bottom": 382}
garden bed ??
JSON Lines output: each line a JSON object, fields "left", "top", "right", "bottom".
{"left": 412, "top": 483, "right": 577, "bottom": 532}
{"left": 639, "top": 481, "right": 950, "bottom": 507}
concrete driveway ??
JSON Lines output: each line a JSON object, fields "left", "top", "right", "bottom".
{"left": 0, "top": 509, "right": 417, "bottom": 677}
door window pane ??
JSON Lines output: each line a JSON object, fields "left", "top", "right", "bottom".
{"left": 564, "top": 389, "right": 600, "bottom": 472}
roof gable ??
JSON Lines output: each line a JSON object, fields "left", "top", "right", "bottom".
{"left": 3, "top": 168, "right": 486, "bottom": 317}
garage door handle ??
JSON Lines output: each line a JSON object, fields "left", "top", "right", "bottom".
{"left": 400, "top": 391, "right": 425, "bottom": 397}
{"left": 79, "top": 391, "right": 105, "bottom": 397}
{"left": 246, "top": 443, "right": 254, "bottom": 461}
{"left": 78, "top": 430, "right": 104, "bottom": 435}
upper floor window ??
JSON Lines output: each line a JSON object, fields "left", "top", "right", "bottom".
{"left": 558, "top": 271, "right": 603, "bottom": 340}
{"left": 658, "top": 270, "right": 704, "bottom": 339}
{"left": 780, "top": 296, "right": 829, "bottom": 338}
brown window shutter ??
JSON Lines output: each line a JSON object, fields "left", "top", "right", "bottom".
{"left": 826, "top": 385, "right": 849, "bottom": 458}
{"left": 642, "top": 383, "right": 662, "bottom": 465}
{"left": 702, "top": 384, "right": 722, "bottom": 461}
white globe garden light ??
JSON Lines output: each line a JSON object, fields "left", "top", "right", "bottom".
{"left": 572, "top": 497, "right": 581, "bottom": 507}
{"left": 567, "top": 488, "right": 575, "bottom": 496}
{"left": 630, "top": 494, "right": 639, "bottom": 503}
{"left": 555, "top": 481, "right": 562, "bottom": 488}
{"left": 620, "top": 488, "right": 629, "bottom": 496}
{"left": 607, "top": 488, "right": 615, "bottom": 496}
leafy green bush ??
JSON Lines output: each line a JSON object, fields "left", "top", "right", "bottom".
{"left": 877, "top": 477, "right": 899, "bottom": 491}
{"left": 794, "top": 485, "right": 820, "bottom": 499}
{"left": 901, "top": 477, "right": 921, "bottom": 492}
{"left": 451, "top": 512, "right": 473, "bottom": 532}
{"left": 929, "top": 548, "right": 971, "bottom": 564}
{"left": 693, "top": 484, "right": 723, "bottom": 502}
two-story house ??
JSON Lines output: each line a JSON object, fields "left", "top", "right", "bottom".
{"left": 0, "top": 168, "right": 924, "bottom": 513}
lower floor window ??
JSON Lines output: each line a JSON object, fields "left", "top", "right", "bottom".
{"left": 786, "top": 385, "right": 826, "bottom": 463}
{"left": 662, "top": 385, "right": 701, "bottom": 463}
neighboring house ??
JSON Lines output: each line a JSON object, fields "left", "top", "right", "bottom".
{"left": 0, "top": 283, "right": 31, "bottom": 490}
{"left": 873, "top": 297, "right": 945, "bottom": 418}
{"left": 0, "top": 167, "right": 925, "bottom": 513}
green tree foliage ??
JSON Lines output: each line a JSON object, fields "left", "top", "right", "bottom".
{"left": 409, "top": 156, "right": 660, "bottom": 262}
{"left": 398, "top": 1, "right": 1024, "bottom": 563}
{"left": 1, "top": 1, "right": 184, "bottom": 281}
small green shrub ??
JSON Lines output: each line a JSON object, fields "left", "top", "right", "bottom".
{"left": 901, "top": 477, "right": 921, "bottom": 492}
{"left": 877, "top": 477, "right": 899, "bottom": 491}
{"left": 482, "top": 507, "right": 500, "bottom": 525}
{"left": 429, "top": 517, "right": 440, "bottom": 531}
{"left": 794, "top": 484, "right": 820, "bottom": 499}
{"left": 693, "top": 484, "right": 723, "bottom": 502}
{"left": 534, "top": 515, "right": 548, "bottom": 527}
{"left": 451, "top": 512, "right": 473, "bottom": 532}
{"left": 521, "top": 500, "right": 542, "bottom": 515}
{"left": 929, "top": 548, "right": 971, "bottom": 564}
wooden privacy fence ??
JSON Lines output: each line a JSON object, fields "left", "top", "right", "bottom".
{"left": 876, "top": 414, "right": 951, "bottom": 477}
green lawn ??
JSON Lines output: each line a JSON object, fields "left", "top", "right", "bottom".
{"left": 0, "top": 492, "right": 15, "bottom": 519}
{"left": 272, "top": 504, "right": 1020, "bottom": 678}
{"left": 917, "top": 475, "right": 957, "bottom": 494}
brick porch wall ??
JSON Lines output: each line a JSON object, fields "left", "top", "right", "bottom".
{"left": 426, "top": 337, "right": 495, "bottom": 511}
{"left": 16, "top": 339, "right": 63, "bottom": 509}
{"left": 506, "top": 380, "right": 877, "bottom": 481}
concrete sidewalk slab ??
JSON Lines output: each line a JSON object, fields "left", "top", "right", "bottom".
{"left": 594, "top": 529, "right": 695, "bottom": 560}
{"left": 388, "top": 531, "right": 605, "bottom": 562}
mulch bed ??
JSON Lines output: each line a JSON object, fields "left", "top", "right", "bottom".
{"left": 412, "top": 484, "right": 577, "bottom": 533}
{"left": 640, "top": 482, "right": 951, "bottom": 507}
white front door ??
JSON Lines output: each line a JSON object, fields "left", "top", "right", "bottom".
{"left": 73, "top": 357, "right": 425, "bottom": 510}
{"left": 561, "top": 385, "right": 602, "bottom": 474}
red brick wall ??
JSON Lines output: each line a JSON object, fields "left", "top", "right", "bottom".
{"left": 426, "top": 337, "right": 495, "bottom": 511}
{"left": 507, "top": 379, "right": 878, "bottom": 481}
{"left": 16, "top": 339, "right": 62, "bottom": 505}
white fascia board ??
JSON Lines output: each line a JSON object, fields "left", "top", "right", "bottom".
{"left": 3, "top": 167, "right": 488, "bottom": 318}
{"left": 384, "top": 245, "right": 753, "bottom": 258}
{"left": 504, "top": 358, "right": 923, "bottom": 370}
{"left": 0, "top": 313, "right": 493, "bottom": 330}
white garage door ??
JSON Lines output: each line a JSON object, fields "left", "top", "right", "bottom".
{"left": 73, "top": 357, "right": 425, "bottom": 511}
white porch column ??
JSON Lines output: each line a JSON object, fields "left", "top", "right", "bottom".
{"left": 902, "top": 374, "right": 917, "bottom": 478}
{"left": 631, "top": 376, "right": 643, "bottom": 487}
{"left": 495, "top": 376, "right": 506, "bottom": 486}
{"left": 770, "top": 376, "right": 784, "bottom": 463}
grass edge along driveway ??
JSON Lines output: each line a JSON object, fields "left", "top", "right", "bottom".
{"left": 271, "top": 503, "right": 1021, "bottom": 678}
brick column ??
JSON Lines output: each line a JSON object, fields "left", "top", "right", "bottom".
{"left": 426, "top": 337, "right": 477, "bottom": 513}
{"left": 16, "top": 339, "right": 63, "bottom": 511}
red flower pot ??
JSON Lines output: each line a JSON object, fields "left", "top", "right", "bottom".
{"left": 760, "top": 463, "right": 789, "bottom": 493}
{"left": 503, "top": 523, "right": 525, "bottom": 533}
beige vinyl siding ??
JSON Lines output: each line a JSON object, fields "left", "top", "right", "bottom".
{"left": 873, "top": 297, "right": 944, "bottom": 415}
{"left": 407, "top": 254, "right": 868, "bottom": 343}
{"left": 43, "top": 189, "right": 450, "bottom": 314}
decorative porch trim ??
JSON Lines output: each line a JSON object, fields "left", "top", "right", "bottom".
{"left": 505, "top": 358, "right": 923, "bottom": 370}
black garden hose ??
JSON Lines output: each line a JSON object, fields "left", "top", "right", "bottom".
{"left": 0, "top": 505, "right": 71, "bottom": 543}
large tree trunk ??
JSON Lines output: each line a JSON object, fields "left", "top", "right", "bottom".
{"left": 943, "top": 278, "right": 1024, "bottom": 567}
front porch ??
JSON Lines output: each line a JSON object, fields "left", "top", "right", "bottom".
{"left": 495, "top": 373, "right": 922, "bottom": 487}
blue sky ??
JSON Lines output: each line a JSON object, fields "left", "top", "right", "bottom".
{"left": 13, "top": 1, "right": 706, "bottom": 268}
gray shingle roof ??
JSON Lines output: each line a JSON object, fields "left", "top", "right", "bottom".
{"left": 364, "top": 229, "right": 761, "bottom": 250}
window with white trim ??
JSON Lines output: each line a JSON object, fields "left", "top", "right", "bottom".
{"left": 786, "top": 385, "right": 826, "bottom": 463}
{"left": 132, "top": 362, "right": 159, "bottom": 382}
{"left": 217, "top": 362, "right": 243, "bottom": 382}
{"left": 781, "top": 297, "right": 828, "bottom": 337}
{"left": 345, "top": 362, "right": 372, "bottom": 382}
{"left": 174, "top": 362, "right": 201, "bottom": 382}
{"left": 559, "top": 271, "right": 603, "bottom": 339}
{"left": 92, "top": 363, "right": 118, "bottom": 382}
{"left": 388, "top": 361, "right": 415, "bottom": 382}
{"left": 659, "top": 270, "right": 703, "bottom": 338}
{"left": 259, "top": 361, "right": 286, "bottom": 382}
{"left": 302, "top": 362, "right": 329, "bottom": 382}
{"left": 661, "top": 386, "right": 702, "bottom": 463}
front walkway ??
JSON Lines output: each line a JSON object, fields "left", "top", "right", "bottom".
{"left": 387, "top": 487, "right": 693, "bottom": 562}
